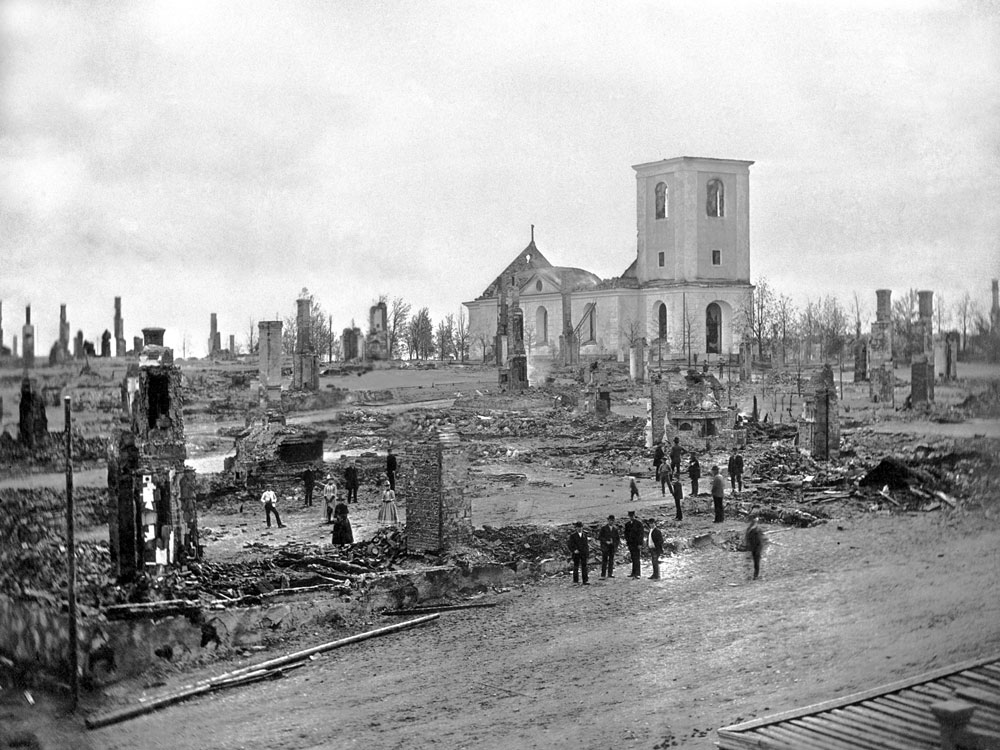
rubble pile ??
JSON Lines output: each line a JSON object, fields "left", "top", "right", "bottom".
{"left": 0, "top": 430, "right": 108, "bottom": 469}
{"left": 1, "top": 541, "right": 114, "bottom": 608}
{"left": 473, "top": 524, "right": 570, "bottom": 562}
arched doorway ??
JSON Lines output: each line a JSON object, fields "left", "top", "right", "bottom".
{"left": 706, "top": 303, "right": 722, "bottom": 354}
{"left": 536, "top": 306, "right": 548, "bottom": 344}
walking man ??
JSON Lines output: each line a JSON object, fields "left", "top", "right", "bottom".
{"left": 302, "top": 466, "right": 315, "bottom": 507}
{"left": 598, "top": 515, "right": 620, "bottom": 578}
{"left": 653, "top": 442, "right": 664, "bottom": 483}
{"left": 647, "top": 518, "right": 663, "bottom": 580}
{"left": 688, "top": 455, "right": 701, "bottom": 497}
{"left": 568, "top": 521, "right": 590, "bottom": 585}
{"left": 624, "top": 510, "right": 644, "bottom": 579}
{"left": 669, "top": 436, "right": 683, "bottom": 476}
{"left": 728, "top": 450, "right": 744, "bottom": 494}
{"left": 386, "top": 447, "right": 398, "bottom": 491}
{"left": 344, "top": 462, "right": 359, "bottom": 503}
{"left": 711, "top": 465, "right": 726, "bottom": 523}
{"left": 629, "top": 476, "right": 640, "bottom": 502}
{"left": 260, "top": 486, "right": 285, "bottom": 529}
{"left": 745, "top": 515, "right": 766, "bottom": 580}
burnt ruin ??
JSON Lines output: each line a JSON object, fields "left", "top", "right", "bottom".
{"left": 18, "top": 378, "right": 47, "bottom": 449}
{"left": 22, "top": 306, "right": 35, "bottom": 370}
{"left": 293, "top": 296, "right": 318, "bottom": 390}
{"left": 869, "top": 289, "right": 894, "bottom": 404}
{"left": 257, "top": 320, "right": 283, "bottom": 405}
{"left": 911, "top": 290, "right": 935, "bottom": 405}
{"left": 798, "top": 363, "right": 840, "bottom": 460}
{"left": 366, "top": 301, "right": 389, "bottom": 360}
{"left": 106, "top": 327, "right": 199, "bottom": 583}
{"left": 114, "top": 296, "right": 126, "bottom": 358}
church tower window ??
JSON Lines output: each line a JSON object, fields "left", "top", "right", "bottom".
{"left": 706, "top": 179, "right": 725, "bottom": 218}
{"left": 655, "top": 182, "right": 667, "bottom": 219}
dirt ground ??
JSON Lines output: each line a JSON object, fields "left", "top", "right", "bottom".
{"left": 6, "top": 505, "right": 998, "bottom": 750}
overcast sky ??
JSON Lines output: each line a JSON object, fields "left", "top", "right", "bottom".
{"left": 2, "top": 0, "right": 998, "bottom": 356}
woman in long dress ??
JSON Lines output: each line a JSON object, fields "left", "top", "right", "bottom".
{"left": 331, "top": 499, "right": 353, "bottom": 545}
{"left": 377, "top": 481, "right": 399, "bottom": 527}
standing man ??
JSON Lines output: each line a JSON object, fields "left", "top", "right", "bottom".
{"left": 745, "top": 515, "right": 766, "bottom": 580}
{"left": 624, "top": 510, "right": 644, "bottom": 579}
{"left": 386, "top": 447, "right": 398, "bottom": 492}
{"left": 567, "top": 521, "right": 590, "bottom": 585}
{"left": 597, "top": 515, "right": 620, "bottom": 578}
{"left": 260, "top": 486, "right": 285, "bottom": 529}
{"left": 670, "top": 471, "right": 684, "bottom": 521}
{"left": 647, "top": 518, "right": 663, "bottom": 580}
{"left": 344, "top": 461, "right": 359, "bottom": 504}
{"left": 669, "top": 437, "right": 683, "bottom": 477}
{"left": 653, "top": 442, "right": 664, "bottom": 483}
{"left": 302, "top": 466, "right": 315, "bottom": 507}
{"left": 728, "top": 450, "right": 744, "bottom": 494}
{"left": 687, "top": 455, "right": 702, "bottom": 497}
{"left": 711, "top": 465, "right": 726, "bottom": 523}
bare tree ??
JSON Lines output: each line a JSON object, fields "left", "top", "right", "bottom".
{"left": 742, "top": 277, "right": 775, "bottom": 358}
{"left": 382, "top": 295, "right": 411, "bottom": 359}
{"left": 472, "top": 324, "right": 493, "bottom": 363}
{"left": 282, "top": 288, "right": 333, "bottom": 357}
{"left": 954, "top": 291, "right": 973, "bottom": 353}
{"left": 619, "top": 316, "right": 645, "bottom": 348}
{"left": 245, "top": 317, "right": 257, "bottom": 355}
{"left": 407, "top": 308, "right": 434, "bottom": 360}
{"left": 454, "top": 308, "right": 470, "bottom": 362}
{"left": 892, "top": 288, "right": 919, "bottom": 362}
{"left": 775, "top": 294, "right": 796, "bottom": 365}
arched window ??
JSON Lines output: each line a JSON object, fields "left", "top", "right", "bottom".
{"left": 655, "top": 302, "right": 667, "bottom": 339}
{"left": 706, "top": 179, "right": 724, "bottom": 218}
{"left": 654, "top": 182, "right": 667, "bottom": 220}
{"left": 536, "top": 306, "right": 548, "bottom": 344}
{"left": 706, "top": 303, "right": 722, "bottom": 354}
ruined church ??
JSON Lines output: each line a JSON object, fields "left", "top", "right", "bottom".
{"left": 464, "top": 156, "right": 754, "bottom": 362}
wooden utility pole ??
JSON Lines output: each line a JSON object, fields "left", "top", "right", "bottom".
{"left": 64, "top": 396, "right": 79, "bottom": 710}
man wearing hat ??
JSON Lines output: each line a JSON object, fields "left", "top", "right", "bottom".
{"left": 647, "top": 517, "right": 664, "bottom": 580}
{"left": 624, "top": 510, "right": 645, "bottom": 579}
{"left": 597, "top": 515, "right": 621, "bottom": 578}
{"left": 567, "top": 522, "right": 590, "bottom": 585}
{"left": 302, "top": 466, "right": 316, "bottom": 507}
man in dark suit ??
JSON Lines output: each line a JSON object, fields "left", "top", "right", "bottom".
{"left": 653, "top": 443, "right": 664, "bottom": 483}
{"left": 647, "top": 518, "right": 664, "bottom": 579}
{"left": 301, "top": 467, "right": 315, "bottom": 507}
{"left": 597, "top": 515, "right": 620, "bottom": 578}
{"left": 669, "top": 437, "right": 683, "bottom": 476}
{"left": 386, "top": 448, "right": 398, "bottom": 491}
{"left": 344, "top": 462, "right": 359, "bottom": 503}
{"left": 567, "top": 522, "right": 590, "bottom": 585}
{"left": 728, "top": 451, "right": 745, "bottom": 494}
{"left": 624, "top": 510, "right": 644, "bottom": 579}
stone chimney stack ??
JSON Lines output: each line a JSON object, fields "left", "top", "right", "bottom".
{"left": 875, "top": 289, "right": 892, "bottom": 322}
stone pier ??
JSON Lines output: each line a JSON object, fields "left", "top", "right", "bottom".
{"left": 22, "top": 306, "right": 35, "bottom": 370}
{"left": 869, "top": 289, "right": 894, "bottom": 404}
{"left": 798, "top": 364, "right": 839, "bottom": 460}
{"left": 208, "top": 313, "right": 221, "bottom": 357}
{"left": 293, "top": 297, "right": 318, "bottom": 391}
{"left": 258, "top": 320, "right": 283, "bottom": 404}
{"left": 405, "top": 427, "right": 472, "bottom": 552}
{"left": 911, "top": 290, "right": 935, "bottom": 405}
{"left": 114, "top": 296, "right": 126, "bottom": 357}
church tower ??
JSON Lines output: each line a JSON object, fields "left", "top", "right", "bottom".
{"left": 633, "top": 156, "right": 753, "bottom": 285}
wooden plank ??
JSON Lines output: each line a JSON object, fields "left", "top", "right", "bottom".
{"left": 979, "top": 664, "right": 1000, "bottom": 680}
{"left": 955, "top": 670, "right": 1000, "bottom": 691}
{"left": 795, "top": 713, "right": 920, "bottom": 750}
{"left": 755, "top": 724, "right": 854, "bottom": 750}
{"left": 834, "top": 707, "right": 939, "bottom": 747}
{"left": 718, "top": 654, "right": 1000, "bottom": 733}
{"left": 858, "top": 698, "right": 937, "bottom": 724}
{"left": 864, "top": 698, "right": 942, "bottom": 729}
{"left": 768, "top": 722, "right": 863, "bottom": 750}
{"left": 879, "top": 693, "right": 946, "bottom": 718}
{"left": 717, "top": 729, "right": 777, "bottom": 750}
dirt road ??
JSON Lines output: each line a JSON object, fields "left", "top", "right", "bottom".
{"left": 75, "top": 509, "right": 999, "bottom": 750}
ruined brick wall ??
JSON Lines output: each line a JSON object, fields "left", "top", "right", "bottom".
{"left": 403, "top": 428, "right": 471, "bottom": 552}
{"left": 18, "top": 378, "right": 47, "bottom": 449}
{"left": 810, "top": 364, "right": 839, "bottom": 460}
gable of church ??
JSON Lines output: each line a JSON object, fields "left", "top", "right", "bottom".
{"left": 476, "top": 240, "right": 553, "bottom": 300}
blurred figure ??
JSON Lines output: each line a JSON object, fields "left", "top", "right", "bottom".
{"left": 745, "top": 515, "right": 766, "bottom": 580}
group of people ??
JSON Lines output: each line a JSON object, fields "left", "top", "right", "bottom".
{"left": 569, "top": 510, "right": 767, "bottom": 584}
{"left": 257, "top": 448, "right": 402, "bottom": 544}
{"left": 569, "top": 510, "right": 665, "bottom": 585}
{"left": 649, "top": 438, "right": 745, "bottom": 524}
